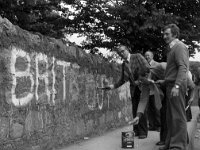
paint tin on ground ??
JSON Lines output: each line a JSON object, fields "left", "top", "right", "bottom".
{"left": 121, "top": 131, "right": 135, "bottom": 148}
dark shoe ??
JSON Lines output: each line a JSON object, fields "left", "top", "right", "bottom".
{"left": 138, "top": 135, "right": 147, "bottom": 139}
{"left": 149, "top": 127, "right": 161, "bottom": 131}
{"left": 156, "top": 127, "right": 161, "bottom": 132}
{"left": 158, "top": 146, "right": 169, "bottom": 150}
{"left": 134, "top": 132, "right": 139, "bottom": 136}
{"left": 156, "top": 141, "right": 165, "bottom": 146}
{"left": 148, "top": 127, "right": 155, "bottom": 131}
{"left": 149, "top": 127, "right": 158, "bottom": 131}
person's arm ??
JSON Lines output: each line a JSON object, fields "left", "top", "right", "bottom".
{"left": 187, "top": 75, "right": 195, "bottom": 105}
{"left": 171, "top": 43, "right": 188, "bottom": 97}
{"left": 129, "top": 83, "right": 150, "bottom": 125}
{"left": 137, "top": 83, "right": 150, "bottom": 114}
{"left": 174, "top": 43, "right": 188, "bottom": 86}
{"left": 103, "top": 62, "right": 127, "bottom": 90}
{"left": 113, "top": 62, "right": 127, "bottom": 89}
{"left": 187, "top": 75, "right": 195, "bottom": 90}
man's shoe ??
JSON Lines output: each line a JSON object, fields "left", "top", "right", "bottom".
{"left": 149, "top": 127, "right": 161, "bottom": 131}
{"left": 134, "top": 132, "right": 139, "bottom": 136}
{"left": 148, "top": 127, "right": 155, "bottom": 131}
{"left": 156, "top": 141, "right": 165, "bottom": 146}
{"left": 158, "top": 146, "right": 169, "bottom": 150}
{"left": 156, "top": 127, "right": 161, "bottom": 132}
{"left": 138, "top": 135, "right": 147, "bottom": 139}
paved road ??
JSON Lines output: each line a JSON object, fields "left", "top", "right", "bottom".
{"left": 59, "top": 126, "right": 161, "bottom": 150}
{"left": 194, "top": 115, "right": 200, "bottom": 150}
{"left": 58, "top": 107, "right": 199, "bottom": 150}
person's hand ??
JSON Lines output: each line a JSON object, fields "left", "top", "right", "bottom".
{"left": 97, "top": 84, "right": 114, "bottom": 90}
{"left": 128, "top": 116, "right": 139, "bottom": 125}
{"left": 138, "top": 77, "right": 149, "bottom": 84}
{"left": 107, "top": 84, "right": 114, "bottom": 90}
{"left": 155, "top": 80, "right": 165, "bottom": 85}
{"left": 147, "top": 79, "right": 155, "bottom": 84}
{"left": 188, "top": 98, "right": 193, "bottom": 106}
{"left": 134, "top": 80, "right": 141, "bottom": 85}
{"left": 171, "top": 87, "right": 179, "bottom": 97}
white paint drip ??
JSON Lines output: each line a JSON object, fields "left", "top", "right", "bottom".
{"left": 57, "top": 60, "right": 70, "bottom": 102}
{"left": 97, "top": 75, "right": 105, "bottom": 110}
{"left": 51, "top": 57, "right": 56, "bottom": 105}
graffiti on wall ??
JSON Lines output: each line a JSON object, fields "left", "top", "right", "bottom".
{"left": 118, "top": 82, "right": 131, "bottom": 102}
{"left": 10, "top": 48, "right": 34, "bottom": 106}
{"left": 85, "top": 74, "right": 112, "bottom": 110}
{"left": 9, "top": 46, "right": 120, "bottom": 110}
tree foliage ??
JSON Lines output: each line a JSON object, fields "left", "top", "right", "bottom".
{"left": 0, "top": 0, "right": 75, "bottom": 38}
{"left": 190, "top": 61, "right": 200, "bottom": 77}
{"left": 1, "top": 0, "right": 200, "bottom": 61}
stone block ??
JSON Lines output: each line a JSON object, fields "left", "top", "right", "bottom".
{"left": 76, "top": 119, "right": 85, "bottom": 135}
{"left": 106, "top": 111, "right": 114, "bottom": 122}
{"left": 11, "top": 122, "right": 24, "bottom": 138}
{"left": 25, "top": 111, "right": 43, "bottom": 133}
{"left": 68, "top": 46, "right": 77, "bottom": 58}
{"left": 99, "top": 114, "right": 105, "bottom": 125}
{"left": 0, "top": 117, "right": 9, "bottom": 139}
{"left": 86, "top": 119, "right": 94, "bottom": 133}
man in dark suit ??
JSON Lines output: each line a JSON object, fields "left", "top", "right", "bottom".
{"left": 145, "top": 51, "right": 161, "bottom": 131}
{"left": 103, "top": 45, "right": 150, "bottom": 139}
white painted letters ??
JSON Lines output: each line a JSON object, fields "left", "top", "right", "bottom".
{"left": 10, "top": 46, "right": 114, "bottom": 110}
{"left": 10, "top": 47, "right": 34, "bottom": 107}
{"left": 57, "top": 60, "right": 70, "bottom": 101}
{"left": 35, "top": 53, "right": 50, "bottom": 103}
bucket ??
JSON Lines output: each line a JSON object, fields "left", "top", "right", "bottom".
{"left": 121, "top": 131, "right": 135, "bottom": 148}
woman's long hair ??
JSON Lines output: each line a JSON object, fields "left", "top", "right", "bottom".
{"left": 130, "top": 53, "right": 150, "bottom": 79}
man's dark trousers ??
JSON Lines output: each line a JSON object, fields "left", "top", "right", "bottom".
{"left": 165, "top": 82, "right": 187, "bottom": 150}
{"left": 131, "top": 85, "right": 148, "bottom": 136}
{"left": 147, "top": 95, "right": 161, "bottom": 130}
{"left": 160, "top": 89, "right": 167, "bottom": 142}
{"left": 185, "top": 91, "right": 192, "bottom": 121}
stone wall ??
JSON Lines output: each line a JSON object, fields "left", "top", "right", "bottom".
{"left": 0, "top": 16, "right": 132, "bottom": 150}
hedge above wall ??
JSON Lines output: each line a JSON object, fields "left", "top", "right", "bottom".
{"left": 0, "top": 16, "right": 121, "bottom": 78}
